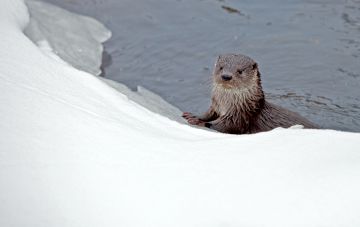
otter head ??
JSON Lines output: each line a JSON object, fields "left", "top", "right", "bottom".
{"left": 213, "top": 54, "right": 261, "bottom": 90}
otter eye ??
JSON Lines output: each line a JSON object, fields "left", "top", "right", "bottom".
{"left": 252, "top": 63, "right": 257, "bottom": 70}
{"left": 237, "top": 69, "right": 243, "bottom": 74}
{"left": 219, "top": 66, "right": 223, "bottom": 71}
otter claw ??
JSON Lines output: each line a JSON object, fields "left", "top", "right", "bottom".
{"left": 188, "top": 118, "right": 205, "bottom": 126}
{"left": 183, "top": 112, "right": 206, "bottom": 127}
{"left": 182, "top": 112, "right": 196, "bottom": 120}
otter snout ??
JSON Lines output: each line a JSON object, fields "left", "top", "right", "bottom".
{"left": 221, "top": 74, "right": 232, "bottom": 81}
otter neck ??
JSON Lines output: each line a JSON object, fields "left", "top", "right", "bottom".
{"left": 212, "top": 80, "right": 265, "bottom": 133}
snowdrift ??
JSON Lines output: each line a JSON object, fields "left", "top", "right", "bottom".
{"left": 0, "top": 0, "right": 360, "bottom": 227}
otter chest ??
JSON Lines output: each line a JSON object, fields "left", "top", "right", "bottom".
{"left": 213, "top": 95, "right": 239, "bottom": 116}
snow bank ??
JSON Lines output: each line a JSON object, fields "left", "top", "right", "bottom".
{"left": 0, "top": 0, "right": 360, "bottom": 227}
{"left": 24, "top": 0, "right": 185, "bottom": 122}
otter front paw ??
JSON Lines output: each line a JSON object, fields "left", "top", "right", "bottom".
{"left": 182, "top": 112, "right": 206, "bottom": 127}
{"left": 188, "top": 118, "right": 206, "bottom": 126}
{"left": 182, "top": 112, "right": 195, "bottom": 120}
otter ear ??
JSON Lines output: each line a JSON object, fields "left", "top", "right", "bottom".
{"left": 215, "top": 55, "right": 221, "bottom": 66}
{"left": 252, "top": 63, "right": 258, "bottom": 70}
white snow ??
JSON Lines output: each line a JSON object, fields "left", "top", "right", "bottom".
{"left": 0, "top": 0, "right": 360, "bottom": 227}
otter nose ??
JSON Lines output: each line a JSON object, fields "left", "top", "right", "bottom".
{"left": 221, "top": 74, "right": 232, "bottom": 81}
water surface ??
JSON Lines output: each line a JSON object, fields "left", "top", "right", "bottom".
{"left": 43, "top": 0, "right": 360, "bottom": 131}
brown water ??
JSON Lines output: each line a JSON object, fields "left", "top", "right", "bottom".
{"left": 43, "top": 0, "right": 360, "bottom": 132}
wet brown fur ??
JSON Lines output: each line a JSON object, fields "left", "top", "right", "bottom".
{"left": 183, "top": 54, "right": 318, "bottom": 134}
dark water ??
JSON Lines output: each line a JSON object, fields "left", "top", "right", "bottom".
{"left": 43, "top": 0, "right": 360, "bottom": 132}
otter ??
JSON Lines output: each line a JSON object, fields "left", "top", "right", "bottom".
{"left": 182, "top": 54, "right": 318, "bottom": 134}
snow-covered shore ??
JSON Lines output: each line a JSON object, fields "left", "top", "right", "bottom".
{"left": 1, "top": 0, "right": 360, "bottom": 226}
